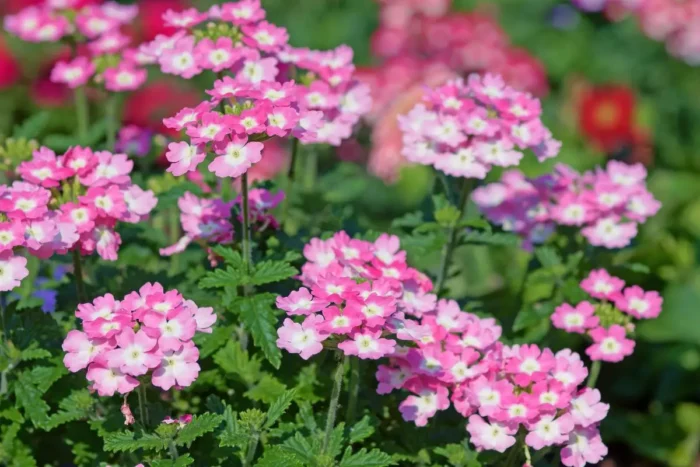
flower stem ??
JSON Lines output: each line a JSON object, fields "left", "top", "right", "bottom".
{"left": 105, "top": 93, "right": 119, "bottom": 151}
{"left": 242, "top": 431, "right": 260, "bottom": 467}
{"left": 71, "top": 249, "right": 87, "bottom": 303}
{"left": 345, "top": 358, "right": 360, "bottom": 426}
{"left": 322, "top": 352, "right": 347, "bottom": 456}
{"left": 586, "top": 360, "right": 602, "bottom": 388}
{"left": 168, "top": 439, "right": 179, "bottom": 460}
{"left": 303, "top": 147, "right": 317, "bottom": 192}
{"left": 281, "top": 138, "right": 300, "bottom": 225}
{"left": 74, "top": 87, "right": 89, "bottom": 145}
{"left": 435, "top": 178, "right": 476, "bottom": 295}
{"left": 136, "top": 384, "right": 149, "bottom": 427}
{"left": 241, "top": 172, "right": 252, "bottom": 275}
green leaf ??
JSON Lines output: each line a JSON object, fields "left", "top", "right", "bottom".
{"left": 174, "top": 413, "right": 224, "bottom": 446}
{"left": 391, "top": 211, "right": 424, "bottom": 229}
{"left": 620, "top": 262, "right": 651, "bottom": 274}
{"left": 41, "top": 389, "right": 94, "bottom": 430}
{"left": 211, "top": 245, "right": 246, "bottom": 268}
{"left": 463, "top": 230, "right": 521, "bottom": 246}
{"left": 197, "top": 324, "right": 235, "bottom": 358}
{"left": 236, "top": 294, "right": 282, "bottom": 368}
{"left": 14, "top": 372, "right": 50, "bottom": 427}
{"left": 29, "top": 365, "right": 67, "bottom": 393}
{"left": 251, "top": 260, "right": 298, "bottom": 286}
{"left": 199, "top": 266, "right": 248, "bottom": 289}
{"left": 535, "top": 246, "right": 562, "bottom": 267}
{"left": 13, "top": 112, "right": 50, "bottom": 138}
{"left": 256, "top": 445, "right": 303, "bottom": 467}
{"left": 103, "top": 431, "right": 168, "bottom": 452}
{"left": 339, "top": 447, "right": 395, "bottom": 467}
{"left": 433, "top": 442, "right": 482, "bottom": 467}
{"left": 435, "top": 204, "right": 461, "bottom": 227}
{"left": 214, "top": 341, "right": 262, "bottom": 387}
{"left": 348, "top": 415, "right": 374, "bottom": 444}
{"left": 19, "top": 348, "right": 51, "bottom": 362}
{"left": 264, "top": 388, "right": 297, "bottom": 429}
{"left": 245, "top": 375, "right": 287, "bottom": 404}
{"left": 280, "top": 432, "right": 316, "bottom": 463}
{"left": 512, "top": 302, "right": 555, "bottom": 333}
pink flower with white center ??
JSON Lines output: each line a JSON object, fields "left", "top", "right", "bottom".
{"left": 626, "top": 191, "right": 662, "bottom": 222}
{"left": 159, "top": 37, "right": 201, "bottom": 79}
{"left": 237, "top": 55, "right": 279, "bottom": 84}
{"left": 220, "top": 0, "right": 266, "bottom": 24}
{"left": 0, "top": 253, "right": 28, "bottom": 291}
{"left": 445, "top": 348, "right": 484, "bottom": 383}
{"left": 82, "top": 310, "right": 132, "bottom": 339}
{"left": 75, "top": 9, "right": 120, "bottom": 38}
{"left": 103, "top": 65, "right": 147, "bottom": 93}
{"left": 532, "top": 380, "right": 571, "bottom": 410}
{"left": 166, "top": 142, "right": 206, "bottom": 176}
{"left": 586, "top": 325, "right": 635, "bottom": 362}
{"left": 80, "top": 151, "right": 133, "bottom": 187}
{"left": 466, "top": 415, "right": 517, "bottom": 453}
{"left": 338, "top": 330, "right": 396, "bottom": 360}
{"left": 525, "top": 414, "right": 574, "bottom": 450}
{"left": 60, "top": 203, "right": 95, "bottom": 233}
{"left": 0, "top": 189, "right": 50, "bottom": 220}
{"left": 88, "top": 31, "right": 131, "bottom": 56}
{"left": 468, "top": 376, "right": 512, "bottom": 417}
{"left": 551, "top": 195, "right": 594, "bottom": 226}
{"left": 86, "top": 363, "right": 139, "bottom": 396}
{"left": 194, "top": 37, "right": 240, "bottom": 72}
{"left": 122, "top": 185, "right": 158, "bottom": 223}
{"left": 17, "top": 156, "right": 71, "bottom": 188}
{"left": 495, "top": 394, "right": 537, "bottom": 424}
{"left": 614, "top": 286, "right": 663, "bottom": 319}
{"left": 187, "top": 112, "right": 231, "bottom": 144}
{"left": 580, "top": 269, "right": 625, "bottom": 300}
{"left": 163, "top": 105, "right": 208, "bottom": 132}
{"left": 238, "top": 107, "right": 268, "bottom": 135}
{"left": 570, "top": 388, "right": 609, "bottom": 427}
{"left": 76, "top": 293, "right": 120, "bottom": 322}
{"left": 505, "top": 344, "right": 555, "bottom": 386}
{"left": 190, "top": 304, "right": 216, "bottom": 334}
{"left": 151, "top": 341, "right": 201, "bottom": 390}
{"left": 552, "top": 349, "right": 588, "bottom": 388}
{"left": 0, "top": 222, "right": 25, "bottom": 252}
{"left": 209, "top": 137, "right": 264, "bottom": 178}
{"left": 560, "top": 427, "right": 608, "bottom": 467}
{"left": 276, "top": 315, "right": 327, "bottom": 360}
{"left": 376, "top": 363, "right": 412, "bottom": 394}
{"left": 23, "top": 219, "right": 57, "bottom": 251}
{"left": 50, "top": 57, "right": 95, "bottom": 89}
{"left": 435, "top": 147, "right": 489, "bottom": 179}
{"left": 143, "top": 308, "right": 197, "bottom": 352}
{"left": 146, "top": 290, "right": 184, "bottom": 316}
{"left": 346, "top": 294, "right": 396, "bottom": 328}
{"left": 551, "top": 301, "right": 599, "bottom": 334}
{"left": 398, "top": 384, "right": 449, "bottom": 426}
{"left": 276, "top": 287, "right": 326, "bottom": 316}
{"left": 62, "top": 146, "right": 96, "bottom": 177}
{"left": 581, "top": 216, "right": 637, "bottom": 249}
{"left": 265, "top": 107, "right": 299, "bottom": 137}
{"left": 242, "top": 21, "right": 289, "bottom": 52}
{"left": 62, "top": 330, "right": 111, "bottom": 372}
{"left": 107, "top": 328, "right": 160, "bottom": 376}
{"left": 320, "top": 306, "right": 362, "bottom": 335}
{"left": 162, "top": 8, "right": 207, "bottom": 29}
{"left": 84, "top": 223, "right": 121, "bottom": 261}
{"left": 81, "top": 185, "right": 126, "bottom": 218}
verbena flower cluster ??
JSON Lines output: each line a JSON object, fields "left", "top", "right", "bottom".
{"left": 398, "top": 74, "right": 560, "bottom": 180}
{"left": 553, "top": 268, "right": 663, "bottom": 362}
{"left": 0, "top": 146, "right": 156, "bottom": 291}
{"left": 472, "top": 161, "right": 660, "bottom": 249}
{"left": 275, "top": 231, "right": 436, "bottom": 360}
{"left": 62, "top": 283, "right": 216, "bottom": 395}
{"left": 5, "top": 1, "right": 149, "bottom": 93}
{"left": 572, "top": 0, "right": 700, "bottom": 65}
{"left": 159, "top": 189, "right": 282, "bottom": 259}
{"left": 379, "top": 301, "right": 609, "bottom": 467}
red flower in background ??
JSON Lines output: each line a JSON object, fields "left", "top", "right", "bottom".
{"left": 0, "top": 37, "right": 20, "bottom": 90}
{"left": 578, "top": 85, "right": 636, "bottom": 152}
{"left": 137, "top": 0, "right": 186, "bottom": 41}
{"left": 123, "top": 80, "right": 200, "bottom": 136}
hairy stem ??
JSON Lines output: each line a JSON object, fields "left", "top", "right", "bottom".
{"left": 281, "top": 138, "right": 300, "bottom": 225}
{"left": 168, "top": 439, "right": 179, "bottom": 460}
{"left": 74, "top": 87, "right": 89, "bottom": 145}
{"left": 241, "top": 172, "right": 252, "bottom": 275}
{"left": 322, "top": 352, "right": 347, "bottom": 456}
{"left": 72, "top": 249, "right": 87, "bottom": 303}
{"left": 345, "top": 358, "right": 360, "bottom": 426}
{"left": 136, "top": 385, "right": 147, "bottom": 427}
{"left": 435, "top": 178, "right": 476, "bottom": 295}
{"left": 242, "top": 431, "right": 260, "bottom": 467}
{"left": 586, "top": 360, "right": 602, "bottom": 388}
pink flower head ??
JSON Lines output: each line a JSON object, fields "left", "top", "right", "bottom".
{"left": 0, "top": 222, "right": 26, "bottom": 252}
{"left": 75, "top": 8, "right": 120, "bottom": 38}
{"left": 551, "top": 301, "right": 599, "bottom": 334}
{"left": 242, "top": 21, "right": 289, "bottom": 52}
{"left": 50, "top": 57, "right": 95, "bottom": 89}
{"left": 166, "top": 142, "right": 206, "bottom": 176}
{"left": 276, "top": 315, "right": 327, "bottom": 360}
{"left": 151, "top": 341, "right": 201, "bottom": 390}
{"left": 194, "top": 37, "right": 240, "bottom": 72}
{"left": 320, "top": 306, "right": 363, "bottom": 335}
{"left": 79, "top": 151, "right": 133, "bottom": 187}
{"left": 62, "top": 330, "right": 112, "bottom": 373}
{"left": 586, "top": 325, "right": 635, "bottom": 363}
{"left": 86, "top": 363, "right": 139, "bottom": 396}
{"left": 107, "top": 328, "right": 160, "bottom": 376}
{"left": 276, "top": 288, "right": 326, "bottom": 316}
{"left": 103, "top": 65, "right": 148, "bottom": 92}
{"left": 525, "top": 414, "right": 574, "bottom": 450}
{"left": 338, "top": 330, "right": 396, "bottom": 360}
{"left": 560, "top": 426, "right": 608, "bottom": 467}
{"left": 143, "top": 307, "right": 197, "bottom": 352}
{"left": 220, "top": 0, "right": 266, "bottom": 24}
{"left": 466, "top": 415, "right": 517, "bottom": 453}
{"left": 580, "top": 269, "right": 625, "bottom": 300}
{"left": 614, "top": 286, "right": 663, "bottom": 319}
{"left": 162, "top": 8, "right": 207, "bottom": 29}
{"left": 570, "top": 388, "right": 609, "bottom": 427}
{"left": 398, "top": 383, "right": 449, "bottom": 426}
{"left": 159, "top": 36, "right": 201, "bottom": 79}
{"left": 505, "top": 344, "right": 555, "bottom": 386}
{"left": 0, "top": 253, "right": 29, "bottom": 291}
{"left": 208, "top": 137, "right": 264, "bottom": 178}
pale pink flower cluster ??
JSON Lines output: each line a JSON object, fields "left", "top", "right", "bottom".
{"left": 472, "top": 161, "right": 661, "bottom": 249}
{"left": 276, "top": 231, "right": 437, "bottom": 361}
{"left": 159, "top": 188, "right": 282, "bottom": 260}
{"left": 0, "top": 146, "right": 156, "bottom": 291}
{"left": 572, "top": 0, "right": 700, "bottom": 65}
{"left": 552, "top": 268, "right": 663, "bottom": 363}
{"left": 5, "top": 1, "right": 147, "bottom": 92}
{"left": 62, "top": 283, "right": 216, "bottom": 395}
{"left": 398, "top": 74, "right": 560, "bottom": 180}
{"left": 378, "top": 302, "right": 609, "bottom": 466}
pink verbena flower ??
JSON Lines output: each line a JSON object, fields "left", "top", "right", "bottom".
{"left": 586, "top": 325, "right": 635, "bottom": 363}
{"left": 276, "top": 315, "right": 327, "bottom": 360}
{"left": 614, "top": 285, "right": 663, "bottom": 319}
{"left": 551, "top": 302, "right": 599, "bottom": 334}
{"left": 467, "top": 415, "right": 517, "bottom": 453}
{"left": 580, "top": 269, "right": 625, "bottom": 300}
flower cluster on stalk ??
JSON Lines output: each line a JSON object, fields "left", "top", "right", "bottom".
{"left": 552, "top": 268, "right": 663, "bottom": 362}
{"left": 472, "top": 160, "right": 660, "bottom": 249}
{"left": 0, "top": 145, "right": 156, "bottom": 291}
{"left": 398, "top": 74, "right": 560, "bottom": 180}
{"left": 62, "top": 283, "right": 216, "bottom": 395}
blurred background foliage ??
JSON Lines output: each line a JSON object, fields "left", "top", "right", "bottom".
{"left": 2, "top": 0, "right": 700, "bottom": 465}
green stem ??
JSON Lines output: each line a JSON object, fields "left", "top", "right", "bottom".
{"left": 105, "top": 93, "right": 119, "bottom": 151}
{"left": 523, "top": 441, "right": 532, "bottom": 466}
{"left": 586, "top": 360, "right": 602, "bottom": 388}
{"left": 242, "top": 431, "right": 260, "bottom": 467}
{"left": 322, "top": 353, "right": 347, "bottom": 456}
{"left": 504, "top": 437, "right": 522, "bottom": 467}
{"left": 303, "top": 147, "right": 317, "bottom": 192}
{"left": 74, "top": 87, "right": 89, "bottom": 145}
{"left": 136, "top": 384, "right": 147, "bottom": 427}
{"left": 71, "top": 249, "right": 87, "bottom": 303}
{"left": 281, "top": 138, "right": 300, "bottom": 224}
{"left": 345, "top": 358, "right": 360, "bottom": 426}
{"left": 241, "top": 172, "right": 252, "bottom": 275}
{"left": 434, "top": 178, "right": 476, "bottom": 295}
{"left": 168, "top": 439, "right": 179, "bottom": 460}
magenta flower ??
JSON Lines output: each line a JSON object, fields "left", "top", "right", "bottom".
{"left": 586, "top": 325, "right": 635, "bottom": 363}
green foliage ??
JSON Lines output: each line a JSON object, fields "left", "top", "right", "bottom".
{"left": 174, "top": 413, "right": 224, "bottom": 446}
{"left": 235, "top": 294, "right": 283, "bottom": 369}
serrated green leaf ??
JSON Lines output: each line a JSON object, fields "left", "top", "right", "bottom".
{"left": 339, "top": 447, "right": 395, "bottom": 467}
{"left": 435, "top": 204, "right": 461, "bottom": 227}
{"left": 264, "top": 388, "right": 297, "bottom": 429}
{"left": 197, "top": 324, "right": 235, "bottom": 358}
{"left": 256, "top": 445, "right": 303, "bottom": 467}
{"left": 433, "top": 442, "right": 482, "bottom": 467}
{"left": 14, "top": 372, "right": 50, "bottom": 426}
{"left": 174, "top": 413, "right": 223, "bottom": 446}
{"left": 13, "top": 112, "right": 49, "bottom": 138}
{"left": 29, "top": 365, "right": 67, "bottom": 393}
{"left": 251, "top": 260, "right": 298, "bottom": 286}
{"left": 245, "top": 375, "right": 287, "bottom": 404}
{"left": 236, "top": 294, "right": 282, "bottom": 368}
{"left": 19, "top": 348, "right": 51, "bottom": 362}
{"left": 512, "top": 302, "right": 555, "bottom": 333}
{"left": 391, "top": 211, "right": 424, "bottom": 229}
{"left": 535, "top": 246, "right": 562, "bottom": 268}
{"left": 327, "top": 422, "right": 346, "bottom": 459}
{"left": 103, "top": 431, "right": 168, "bottom": 452}
{"left": 199, "top": 266, "right": 248, "bottom": 289}
{"left": 214, "top": 341, "right": 262, "bottom": 386}
{"left": 280, "top": 432, "right": 316, "bottom": 463}
{"left": 211, "top": 245, "right": 245, "bottom": 268}
{"left": 348, "top": 415, "right": 374, "bottom": 444}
